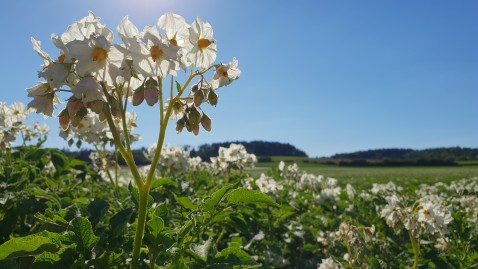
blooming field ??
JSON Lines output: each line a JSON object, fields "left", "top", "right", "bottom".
{"left": 1, "top": 143, "right": 478, "bottom": 268}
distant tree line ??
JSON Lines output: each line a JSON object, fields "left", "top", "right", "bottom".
{"left": 331, "top": 147, "right": 478, "bottom": 161}
{"left": 325, "top": 147, "right": 478, "bottom": 166}
{"left": 61, "top": 141, "right": 307, "bottom": 165}
{"left": 190, "top": 140, "right": 308, "bottom": 161}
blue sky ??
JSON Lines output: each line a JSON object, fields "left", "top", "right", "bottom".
{"left": 2, "top": 0, "right": 477, "bottom": 157}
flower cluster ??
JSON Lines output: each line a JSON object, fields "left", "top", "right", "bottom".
{"left": 28, "top": 11, "right": 240, "bottom": 137}
{"left": 0, "top": 102, "right": 49, "bottom": 150}
{"left": 59, "top": 111, "right": 139, "bottom": 147}
{"left": 210, "top": 144, "right": 257, "bottom": 174}
{"left": 145, "top": 144, "right": 191, "bottom": 175}
{"left": 380, "top": 195, "right": 453, "bottom": 238}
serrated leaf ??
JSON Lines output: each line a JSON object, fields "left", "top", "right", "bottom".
{"left": 225, "top": 188, "right": 279, "bottom": 207}
{"left": 67, "top": 217, "right": 98, "bottom": 254}
{"left": 203, "top": 184, "right": 234, "bottom": 212}
{"left": 147, "top": 217, "right": 164, "bottom": 238}
{"left": 213, "top": 247, "right": 256, "bottom": 265}
{"left": 0, "top": 231, "right": 60, "bottom": 260}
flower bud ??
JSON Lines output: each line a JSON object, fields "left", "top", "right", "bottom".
{"left": 58, "top": 109, "right": 70, "bottom": 130}
{"left": 67, "top": 98, "right": 84, "bottom": 117}
{"left": 76, "top": 139, "right": 82, "bottom": 149}
{"left": 192, "top": 124, "right": 199, "bottom": 136}
{"left": 185, "top": 120, "right": 193, "bottom": 132}
{"left": 191, "top": 84, "right": 199, "bottom": 92}
{"left": 187, "top": 107, "right": 201, "bottom": 125}
{"left": 132, "top": 86, "right": 145, "bottom": 106}
{"left": 193, "top": 90, "right": 204, "bottom": 107}
{"left": 176, "top": 117, "right": 186, "bottom": 133}
{"left": 208, "top": 90, "right": 218, "bottom": 106}
{"left": 89, "top": 100, "right": 104, "bottom": 114}
{"left": 144, "top": 88, "right": 158, "bottom": 106}
{"left": 201, "top": 113, "right": 212, "bottom": 132}
{"left": 68, "top": 138, "right": 74, "bottom": 147}
{"left": 70, "top": 107, "right": 88, "bottom": 127}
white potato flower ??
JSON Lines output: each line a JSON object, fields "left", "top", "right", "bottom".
{"left": 188, "top": 17, "right": 216, "bottom": 68}
{"left": 211, "top": 58, "right": 241, "bottom": 89}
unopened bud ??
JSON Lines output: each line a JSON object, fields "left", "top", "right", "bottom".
{"left": 187, "top": 107, "right": 201, "bottom": 125}
{"left": 192, "top": 124, "right": 199, "bottom": 136}
{"left": 68, "top": 138, "right": 74, "bottom": 147}
{"left": 208, "top": 90, "right": 218, "bottom": 106}
{"left": 98, "top": 112, "right": 106, "bottom": 122}
{"left": 132, "top": 86, "right": 145, "bottom": 106}
{"left": 67, "top": 98, "right": 84, "bottom": 116}
{"left": 58, "top": 109, "right": 70, "bottom": 130}
{"left": 185, "top": 120, "right": 193, "bottom": 132}
{"left": 201, "top": 113, "right": 212, "bottom": 132}
{"left": 108, "top": 97, "right": 122, "bottom": 118}
{"left": 144, "top": 88, "right": 158, "bottom": 106}
{"left": 70, "top": 107, "right": 88, "bottom": 127}
{"left": 89, "top": 100, "right": 104, "bottom": 114}
{"left": 76, "top": 140, "right": 82, "bottom": 149}
{"left": 176, "top": 117, "right": 185, "bottom": 133}
{"left": 193, "top": 90, "right": 204, "bottom": 107}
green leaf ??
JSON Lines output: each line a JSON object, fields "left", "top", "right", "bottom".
{"left": 110, "top": 208, "right": 134, "bottom": 238}
{"left": 175, "top": 196, "right": 198, "bottom": 211}
{"left": 147, "top": 217, "right": 164, "bottom": 238}
{"left": 225, "top": 188, "right": 279, "bottom": 207}
{"left": 176, "top": 81, "right": 182, "bottom": 92}
{"left": 150, "top": 178, "right": 178, "bottom": 189}
{"left": 66, "top": 217, "right": 98, "bottom": 254}
{"left": 0, "top": 231, "right": 60, "bottom": 260}
{"left": 213, "top": 247, "right": 256, "bottom": 265}
{"left": 87, "top": 199, "right": 109, "bottom": 227}
{"left": 30, "top": 245, "right": 77, "bottom": 269}
{"left": 203, "top": 184, "right": 234, "bottom": 211}
{"left": 91, "top": 250, "right": 124, "bottom": 269}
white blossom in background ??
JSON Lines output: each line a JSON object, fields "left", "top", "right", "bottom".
{"left": 317, "top": 257, "right": 342, "bottom": 269}
{"left": 0, "top": 102, "right": 49, "bottom": 150}
{"left": 145, "top": 144, "right": 190, "bottom": 175}
{"left": 255, "top": 173, "right": 283, "bottom": 194}
{"left": 210, "top": 143, "right": 257, "bottom": 174}
{"left": 188, "top": 156, "right": 204, "bottom": 172}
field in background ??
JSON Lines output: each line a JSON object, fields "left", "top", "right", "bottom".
{"left": 252, "top": 156, "right": 478, "bottom": 190}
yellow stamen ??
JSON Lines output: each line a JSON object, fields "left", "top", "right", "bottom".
{"left": 92, "top": 47, "right": 107, "bottom": 61}
{"left": 169, "top": 39, "right": 178, "bottom": 47}
{"left": 198, "top": 39, "right": 212, "bottom": 49}
{"left": 218, "top": 68, "right": 228, "bottom": 77}
{"left": 150, "top": 46, "right": 163, "bottom": 62}
{"left": 58, "top": 54, "right": 65, "bottom": 63}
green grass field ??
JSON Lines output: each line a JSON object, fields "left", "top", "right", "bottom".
{"left": 252, "top": 158, "right": 478, "bottom": 190}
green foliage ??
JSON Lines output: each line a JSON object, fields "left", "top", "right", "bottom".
{"left": 1, "top": 146, "right": 477, "bottom": 268}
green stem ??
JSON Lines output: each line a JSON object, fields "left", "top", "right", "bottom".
{"left": 131, "top": 187, "right": 150, "bottom": 269}
{"left": 409, "top": 231, "right": 420, "bottom": 269}
{"left": 6, "top": 148, "right": 12, "bottom": 165}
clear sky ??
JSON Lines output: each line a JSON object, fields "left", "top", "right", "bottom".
{"left": 2, "top": 0, "right": 477, "bottom": 157}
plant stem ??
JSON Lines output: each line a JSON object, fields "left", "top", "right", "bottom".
{"left": 131, "top": 186, "right": 150, "bottom": 269}
{"left": 5, "top": 148, "right": 12, "bottom": 165}
{"left": 409, "top": 231, "right": 420, "bottom": 269}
